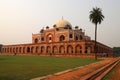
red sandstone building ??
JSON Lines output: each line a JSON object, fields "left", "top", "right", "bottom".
{"left": 1, "top": 18, "right": 112, "bottom": 56}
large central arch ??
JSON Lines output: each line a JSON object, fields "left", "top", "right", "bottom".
{"left": 46, "top": 33, "right": 53, "bottom": 43}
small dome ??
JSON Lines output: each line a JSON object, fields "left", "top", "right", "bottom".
{"left": 54, "top": 18, "right": 72, "bottom": 28}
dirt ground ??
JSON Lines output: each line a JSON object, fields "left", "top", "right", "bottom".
{"left": 109, "top": 62, "right": 120, "bottom": 80}
{"left": 41, "top": 58, "right": 114, "bottom": 80}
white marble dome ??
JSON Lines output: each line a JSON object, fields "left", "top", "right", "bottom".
{"left": 54, "top": 18, "right": 72, "bottom": 28}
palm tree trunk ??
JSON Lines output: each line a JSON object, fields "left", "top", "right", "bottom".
{"left": 95, "top": 24, "right": 97, "bottom": 60}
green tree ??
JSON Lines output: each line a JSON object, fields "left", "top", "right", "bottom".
{"left": 89, "top": 7, "right": 105, "bottom": 59}
{"left": 113, "top": 47, "right": 120, "bottom": 57}
{"left": 0, "top": 44, "right": 3, "bottom": 53}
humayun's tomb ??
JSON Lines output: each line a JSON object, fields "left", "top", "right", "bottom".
{"left": 1, "top": 18, "right": 113, "bottom": 56}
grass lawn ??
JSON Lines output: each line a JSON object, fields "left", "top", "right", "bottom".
{"left": 0, "top": 56, "right": 100, "bottom": 80}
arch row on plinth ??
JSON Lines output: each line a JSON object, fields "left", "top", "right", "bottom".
{"left": 2, "top": 41, "right": 112, "bottom": 56}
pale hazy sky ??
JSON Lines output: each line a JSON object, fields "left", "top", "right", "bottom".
{"left": 0, "top": 0, "right": 120, "bottom": 47}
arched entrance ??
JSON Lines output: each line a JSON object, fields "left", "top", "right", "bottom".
{"left": 46, "top": 46, "right": 51, "bottom": 54}
{"left": 75, "top": 36, "right": 78, "bottom": 40}
{"left": 27, "top": 47, "right": 30, "bottom": 53}
{"left": 35, "top": 38, "right": 38, "bottom": 43}
{"left": 23, "top": 47, "right": 25, "bottom": 53}
{"left": 75, "top": 45, "right": 82, "bottom": 54}
{"left": 85, "top": 46, "right": 91, "bottom": 54}
{"left": 31, "top": 47, "right": 34, "bottom": 53}
{"left": 59, "top": 46, "right": 65, "bottom": 54}
{"left": 41, "top": 46, "right": 45, "bottom": 54}
{"left": 19, "top": 47, "right": 21, "bottom": 53}
{"left": 53, "top": 46, "right": 57, "bottom": 54}
{"left": 67, "top": 45, "right": 73, "bottom": 54}
{"left": 46, "top": 34, "right": 53, "bottom": 43}
{"left": 16, "top": 47, "right": 18, "bottom": 53}
{"left": 36, "top": 46, "right": 39, "bottom": 54}
{"left": 59, "top": 35, "right": 65, "bottom": 41}
{"left": 13, "top": 48, "right": 15, "bottom": 53}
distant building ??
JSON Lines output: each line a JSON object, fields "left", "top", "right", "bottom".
{"left": 2, "top": 18, "right": 113, "bottom": 56}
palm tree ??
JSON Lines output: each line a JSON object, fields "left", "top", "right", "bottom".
{"left": 89, "top": 7, "right": 105, "bottom": 60}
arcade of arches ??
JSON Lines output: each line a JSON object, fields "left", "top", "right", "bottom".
{"left": 2, "top": 41, "right": 112, "bottom": 56}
